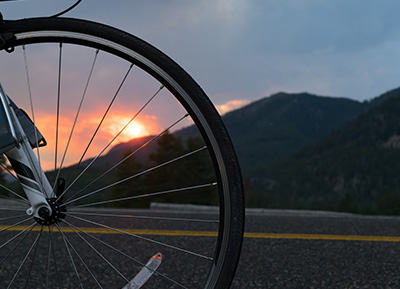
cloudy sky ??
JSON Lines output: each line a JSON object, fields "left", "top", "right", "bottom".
{"left": 1, "top": 0, "right": 400, "bottom": 112}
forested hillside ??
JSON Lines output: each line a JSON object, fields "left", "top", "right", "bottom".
{"left": 221, "top": 92, "right": 369, "bottom": 175}
{"left": 248, "top": 87, "right": 400, "bottom": 214}
{"left": 177, "top": 92, "right": 369, "bottom": 175}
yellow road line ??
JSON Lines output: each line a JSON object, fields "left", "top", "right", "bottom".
{"left": 0, "top": 225, "right": 218, "bottom": 237}
{"left": 2, "top": 225, "right": 400, "bottom": 242}
{"left": 243, "top": 232, "right": 400, "bottom": 242}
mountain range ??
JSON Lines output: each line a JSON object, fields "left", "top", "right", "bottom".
{"left": 86, "top": 86, "right": 400, "bottom": 214}
{"left": 236, "top": 87, "right": 400, "bottom": 214}
{"left": 251, "top": 87, "right": 400, "bottom": 214}
{"left": 216, "top": 92, "right": 370, "bottom": 175}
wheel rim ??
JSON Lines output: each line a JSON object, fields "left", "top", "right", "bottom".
{"left": 0, "top": 20, "right": 242, "bottom": 288}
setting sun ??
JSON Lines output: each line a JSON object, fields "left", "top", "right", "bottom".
{"left": 127, "top": 122, "right": 142, "bottom": 137}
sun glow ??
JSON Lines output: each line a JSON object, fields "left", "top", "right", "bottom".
{"left": 31, "top": 111, "right": 158, "bottom": 171}
{"left": 99, "top": 114, "right": 156, "bottom": 142}
{"left": 127, "top": 122, "right": 142, "bottom": 137}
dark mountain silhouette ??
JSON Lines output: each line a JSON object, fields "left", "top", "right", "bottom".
{"left": 250, "top": 87, "right": 400, "bottom": 214}
{"left": 177, "top": 92, "right": 369, "bottom": 175}
{"left": 92, "top": 135, "right": 156, "bottom": 167}
{"left": 105, "top": 92, "right": 368, "bottom": 178}
{"left": 89, "top": 91, "right": 371, "bottom": 182}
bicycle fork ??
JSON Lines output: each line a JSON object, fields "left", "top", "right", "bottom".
{"left": 0, "top": 82, "right": 52, "bottom": 220}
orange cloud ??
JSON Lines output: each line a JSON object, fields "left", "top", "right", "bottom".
{"left": 216, "top": 99, "right": 250, "bottom": 115}
{"left": 33, "top": 111, "right": 159, "bottom": 171}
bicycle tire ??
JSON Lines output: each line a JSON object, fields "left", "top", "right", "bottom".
{"left": 0, "top": 17, "right": 244, "bottom": 288}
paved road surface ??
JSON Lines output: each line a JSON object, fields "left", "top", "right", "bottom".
{"left": 2, "top": 203, "right": 400, "bottom": 288}
{"left": 234, "top": 209, "right": 400, "bottom": 288}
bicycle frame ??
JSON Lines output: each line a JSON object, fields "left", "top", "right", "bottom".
{"left": 0, "top": 81, "right": 52, "bottom": 219}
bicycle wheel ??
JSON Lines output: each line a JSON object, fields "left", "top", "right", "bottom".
{"left": 0, "top": 17, "right": 244, "bottom": 288}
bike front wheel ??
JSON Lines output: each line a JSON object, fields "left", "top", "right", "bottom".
{"left": 0, "top": 17, "right": 244, "bottom": 288}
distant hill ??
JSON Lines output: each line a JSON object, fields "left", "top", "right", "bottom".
{"left": 92, "top": 91, "right": 371, "bottom": 191}
{"left": 93, "top": 136, "right": 155, "bottom": 167}
{"left": 222, "top": 92, "right": 369, "bottom": 174}
{"left": 250, "top": 87, "right": 400, "bottom": 214}
{"left": 177, "top": 92, "right": 369, "bottom": 175}
{"left": 98, "top": 92, "right": 370, "bottom": 174}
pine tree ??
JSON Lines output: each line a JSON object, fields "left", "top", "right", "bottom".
{"left": 145, "top": 131, "right": 217, "bottom": 206}
{"left": 145, "top": 130, "right": 185, "bottom": 203}
{"left": 112, "top": 150, "right": 145, "bottom": 208}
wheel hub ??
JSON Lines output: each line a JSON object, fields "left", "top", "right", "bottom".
{"left": 35, "top": 198, "right": 67, "bottom": 226}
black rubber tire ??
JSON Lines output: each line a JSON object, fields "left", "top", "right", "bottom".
{"left": 0, "top": 17, "right": 244, "bottom": 289}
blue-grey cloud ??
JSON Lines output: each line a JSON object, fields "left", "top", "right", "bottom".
{"left": 1, "top": 0, "right": 400, "bottom": 104}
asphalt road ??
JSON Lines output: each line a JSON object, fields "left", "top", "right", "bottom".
{"left": 2, "top": 206, "right": 400, "bottom": 288}
{"left": 233, "top": 210, "right": 400, "bottom": 289}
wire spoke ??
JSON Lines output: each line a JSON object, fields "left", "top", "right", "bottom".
{"left": 7, "top": 224, "right": 41, "bottom": 289}
{"left": 0, "top": 222, "right": 35, "bottom": 254}
{"left": 0, "top": 160, "right": 18, "bottom": 181}
{"left": 0, "top": 224, "right": 36, "bottom": 276}
{"left": 64, "top": 221, "right": 129, "bottom": 283}
{"left": 62, "top": 219, "right": 187, "bottom": 289}
{"left": 0, "top": 196, "right": 28, "bottom": 209}
{"left": 0, "top": 206, "right": 28, "bottom": 212}
{"left": 0, "top": 214, "right": 28, "bottom": 222}
{"left": 72, "top": 183, "right": 217, "bottom": 209}
{"left": 22, "top": 45, "right": 42, "bottom": 178}
{"left": 48, "top": 226, "right": 62, "bottom": 289}
{"left": 45, "top": 227, "right": 52, "bottom": 289}
{"left": 52, "top": 48, "right": 100, "bottom": 191}
{"left": 0, "top": 223, "right": 35, "bottom": 267}
{"left": 54, "top": 223, "right": 84, "bottom": 289}
{"left": 54, "top": 43, "right": 63, "bottom": 174}
{"left": 59, "top": 84, "right": 165, "bottom": 202}
{"left": 67, "top": 211, "right": 219, "bottom": 223}
{"left": 63, "top": 146, "right": 207, "bottom": 206}
{"left": 64, "top": 113, "right": 189, "bottom": 204}
{"left": 23, "top": 226, "right": 44, "bottom": 289}
{"left": 0, "top": 183, "right": 29, "bottom": 203}
{"left": 54, "top": 224, "right": 104, "bottom": 288}
{"left": 0, "top": 217, "right": 33, "bottom": 234}
{"left": 65, "top": 63, "right": 135, "bottom": 188}
{"left": 67, "top": 214, "right": 212, "bottom": 261}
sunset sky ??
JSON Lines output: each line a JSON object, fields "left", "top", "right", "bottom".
{"left": 1, "top": 0, "right": 400, "bottom": 170}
